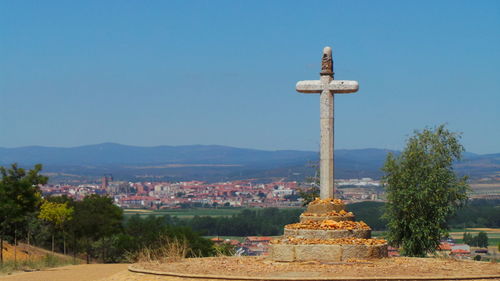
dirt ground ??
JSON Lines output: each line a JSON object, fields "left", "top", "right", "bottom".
{"left": 126, "top": 256, "right": 500, "bottom": 280}
{"left": 0, "top": 257, "right": 498, "bottom": 281}
{"left": 0, "top": 264, "right": 129, "bottom": 281}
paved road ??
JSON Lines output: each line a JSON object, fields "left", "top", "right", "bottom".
{"left": 0, "top": 264, "right": 129, "bottom": 281}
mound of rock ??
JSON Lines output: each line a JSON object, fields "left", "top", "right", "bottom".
{"left": 269, "top": 198, "right": 388, "bottom": 262}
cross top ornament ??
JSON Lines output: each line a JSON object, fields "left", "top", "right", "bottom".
{"left": 320, "top": 47, "right": 333, "bottom": 76}
{"left": 296, "top": 46, "right": 359, "bottom": 199}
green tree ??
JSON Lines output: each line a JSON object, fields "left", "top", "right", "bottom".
{"left": 69, "top": 195, "right": 123, "bottom": 263}
{"left": 476, "top": 231, "right": 488, "bottom": 248}
{"left": 382, "top": 125, "right": 469, "bottom": 257}
{"left": 38, "top": 201, "right": 74, "bottom": 253}
{"left": 118, "top": 215, "right": 215, "bottom": 261}
{"left": 463, "top": 232, "right": 473, "bottom": 245}
{"left": 0, "top": 164, "right": 47, "bottom": 264}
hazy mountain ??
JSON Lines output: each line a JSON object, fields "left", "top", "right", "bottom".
{"left": 0, "top": 143, "right": 496, "bottom": 182}
{"left": 455, "top": 152, "right": 500, "bottom": 178}
{"left": 0, "top": 143, "right": 317, "bottom": 166}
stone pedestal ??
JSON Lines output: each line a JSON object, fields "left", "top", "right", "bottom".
{"left": 269, "top": 198, "right": 388, "bottom": 262}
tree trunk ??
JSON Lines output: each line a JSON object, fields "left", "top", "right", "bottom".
{"left": 86, "top": 241, "right": 91, "bottom": 264}
{"left": 63, "top": 230, "right": 66, "bottom": 255}
{"left": 0, "top": 237, "right": 3, "bottom": 264}
{"left": 14, "top": 228, "right": 17, "bottom": 267}
{"left": 27, "top": 228, "right": 30, "bottom": 246}
{"left": 73, "top": 234, "right": 76, "bottom": 264}
{"left": 52, "top": 233, "right": 55, "bottom": 253}
{"left": 102, "top": 238, "right": 105, "bottom": 263}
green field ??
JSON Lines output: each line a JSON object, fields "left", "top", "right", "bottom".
{"left": 372, "top": 229, "right": 500, "bottom": 245}
{"left": 123, "top": 208, "right": 247, "bottom": 219}
{"left": 449, "top": 228, "right": 500, "bottom": 245}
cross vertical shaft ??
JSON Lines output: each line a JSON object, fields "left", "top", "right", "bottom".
{"left": 319, "top": 47, "right": 334, "bottom": 199}
{"left": 320, "top": 75, "right": 334, "bottom": 199}
{"left": 296, "top": 46, "right": 359, "bottom": 200}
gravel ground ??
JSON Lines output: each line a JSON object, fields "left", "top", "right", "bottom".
{"left": 1, "top": 257, "right": 498, "bottom": 281}
{"left": 123, "top": 256, "right": 500, "bottom": 280}
{"left": 0, "top": 264, "right": 129, "bottom": 281}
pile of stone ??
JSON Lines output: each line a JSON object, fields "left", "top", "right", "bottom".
{"left": 269, "top": 198, "right": 388, "bottom": 262}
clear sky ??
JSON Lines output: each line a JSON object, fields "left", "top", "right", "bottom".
{"left": 1, "top": 1, "right": 499, "bottom": 154}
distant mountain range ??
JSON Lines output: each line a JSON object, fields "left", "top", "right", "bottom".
{"left": 0, "top": 143, "right": 317, "bottom": 166}
{"left": 0, "top": 143, "right": 498, "bottom": 183}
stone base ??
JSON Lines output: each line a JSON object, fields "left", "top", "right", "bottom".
{"left": 299, "top": 214, "right": 354, "bottom": 222}
{"left": 269, "top": 198, "right": 387, "bottom": 263}
{"left": 284, "top": 228, "right": 371, "bottom": 239}
{"left": 269, "top": 243, "right": 388, "bottom": 262}
{"left": 306, "top": 201, "right": 345, "bottom": 214}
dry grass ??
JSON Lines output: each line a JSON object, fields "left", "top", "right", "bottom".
{"left": 0, "top": 253, "right": 77, "bottom": 275}
{"left": 0, "top": 242, "right": 79, "bottom": 275}
{"left": 133, "top": 237, "right": 189, "bottom": 265}
{"left": 1, "top": 242, "right": 70, "bottom": 261}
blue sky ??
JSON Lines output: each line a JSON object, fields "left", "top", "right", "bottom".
{"left": 1, "top": 1, "right": 499, "bottom": 154}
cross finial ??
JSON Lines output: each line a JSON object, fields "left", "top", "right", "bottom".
{"left": 320, "top": 46, "right": 334, "bottom": 76}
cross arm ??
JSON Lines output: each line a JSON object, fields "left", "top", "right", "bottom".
{"left": 296, "top": 80, "right": 359, "bottom": 94}
{"left": 295, "top": 80, "right": 323, "bottom": 93}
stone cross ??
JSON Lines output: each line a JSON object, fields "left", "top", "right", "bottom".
{"left": 296, "top": 47, "right": 359, "bottom": 199}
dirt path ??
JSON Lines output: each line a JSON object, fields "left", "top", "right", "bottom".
{"left": 103, "top": 271, "right": 189, "bottom": 281}
{"left": 0, "top": 264, "right": 129, "bottom": 281}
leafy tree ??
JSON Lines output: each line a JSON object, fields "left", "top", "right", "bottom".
{"left": 449, "top": 199, "right": 500, "bottom": 228}
{"left": 68, "top": 195, "right": 123, "bottom": 263}
{"left": 476, "top": 231, "right": 488, "bottom": 248}
{"left": 38, "top": 201, "right": 74, "bottom": 253}
{"left": 118, "top": 215, "right": 215, "bottom": 261}
{"left": 382, "top": 125, "right": 469, "bottom": 257}
{"left": 182, "top": 208, "right": 302, "bottom": 236}
{"left": 463, "top": 232, "right": 473, "bottom": 245}
{"left": 0, "top": 164, "right": 47, "bottom": 263}
{"left": 348, "top": 201, "right": 386, "bottom": 230}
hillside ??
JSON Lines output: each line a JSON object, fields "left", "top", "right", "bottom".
{"left": 0, "top": 242, "right": 70, "bottom": 262}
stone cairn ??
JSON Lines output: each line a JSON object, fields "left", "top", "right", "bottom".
{"left": 269, "top": 198, "right": 388, "bottom": 262}
{"left": 268, "top": 47, "right": 388, "bottom": 262}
